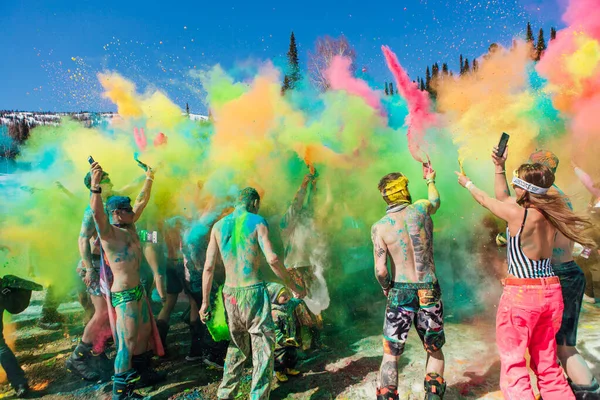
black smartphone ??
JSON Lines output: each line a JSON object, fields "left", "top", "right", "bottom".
{"left": 87, "top": 156, "right": 95, "bottom": 165}
{"left": 496, "top": 132, "right": 510, "bottom": 157}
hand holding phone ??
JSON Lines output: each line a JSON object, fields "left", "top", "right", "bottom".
{"left": 496, "top": 132, "right": 510, "bottom": 158}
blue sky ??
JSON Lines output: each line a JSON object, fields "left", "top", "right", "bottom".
{"left": 0, "top": 0, "right": 564, "bottom": 113}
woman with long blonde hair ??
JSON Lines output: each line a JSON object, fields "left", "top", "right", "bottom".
{"left": 455, "top": 157, "right": 593, "bottom": 400}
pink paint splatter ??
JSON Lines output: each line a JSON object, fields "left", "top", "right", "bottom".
{"left": 325, "top": 55, "right": 382, "bottom": 112}
{"left": 133, "top": 127, "right": 147, "bottom": 151}
{"left": 382, "top": 45, "right": 435, "bottom": 163}
{"left": 154, "top": 132, "right": 168, "bottom": 147}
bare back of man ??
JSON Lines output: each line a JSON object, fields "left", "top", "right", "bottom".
{"left": 372, "top": 200, "right": 436, "bottom": 284}
{"left": 200, "top": 188, "right": 304, "bottom": 400}
{"left": 372, "top": 171, "right": 446, "bottom": 400}
{"left": 212, "top": 210, "right": 267, "bottom": 288}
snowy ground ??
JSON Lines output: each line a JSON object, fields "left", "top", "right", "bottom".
{"left": 0, "top": 292, "right": 598, "bottom": 399}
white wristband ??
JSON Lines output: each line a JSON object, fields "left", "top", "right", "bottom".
{"left": 146, "top": 177, "right": 154, "bottom": 182}
{"left": 466, "top": 181, "right": 475, "bottom": 190}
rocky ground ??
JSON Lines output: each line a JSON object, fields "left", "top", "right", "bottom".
{"left": 0, "top": 292, "right": 598, "bottom": 400}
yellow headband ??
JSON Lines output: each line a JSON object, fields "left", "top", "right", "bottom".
{"left": 382, "top": 176, "right": 411, "bottom": 205}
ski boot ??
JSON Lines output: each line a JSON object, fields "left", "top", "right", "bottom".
{"left": 65, "top": 342, "right": 100, "bottom": 381}
{"left": 376, "top": 386, "right": 399, "bottom": 400}
{"left": 424, "top": 372, "right": 446, "bottom": 400}
{"left": 113, "top": 369, "right": 146, "bottom": 399}
{"left": 570, "top": 377, "right": 600, "bottom": 400}
{"left": 132, "top": 351, "right": 166, "bottom": 388}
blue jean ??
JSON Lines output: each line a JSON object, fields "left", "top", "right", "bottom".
{"left": 0, "top": 309, "right": 27, "bottom": 387}
{"left": 553, "top": 261, "right": 586, "bottom": 346}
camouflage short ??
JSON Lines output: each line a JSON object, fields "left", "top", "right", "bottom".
{"left": 383, "top": 281, "right": 445, "bottom": 356}
{"left": 76, "top": 255, "right": 102, "bottom": 297}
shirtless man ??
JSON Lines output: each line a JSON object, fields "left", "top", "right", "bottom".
{"left": 371, "top": 169, "right": 446, "bottom": 400}
{"left": 67, "top": 169, "right": 146, "bottom": 381}
{"left": 89, "top": 161, "right": 155, "bottom": 400}
{"left": 494, "top": 149, "right": 599, "bottom": 398}
{"left": 200, "top": 187, "right": 306, "bottom": 400}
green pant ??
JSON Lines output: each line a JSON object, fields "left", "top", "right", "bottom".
{"left": 218, "top": 283, "right": 275, "bottom": 400}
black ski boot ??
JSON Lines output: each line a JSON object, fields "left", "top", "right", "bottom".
{"left": 424, "top": 373, "right": 446, "bottom": 400}
{"left": 65, "top": 341, "right": 100, "bottom": 381}
{"left": 14, "top": 383, "right": 29, "bottom": 398}
{"left": 376, "top": 386, "right": 399, "bottom": 400}
{"left": 185, "top": 320, "right": 204, "bottom": 362}
{"left": 113, "top": 369, "right": 145, "bottom": 399}
{"left": 91, "top": 351, "right": 114, "bottom": 382}
{"left": 570, "top": 377, "right": 600, "bottom": 400}
{"left": 132, "top": 351, "right": 166, "bottom": 388}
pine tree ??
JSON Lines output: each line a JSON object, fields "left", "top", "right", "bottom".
{"left": 281, "top": 76, "right": 291, "bottom": 94}
{"left": 464, "top": 58, "right": 470, "bottom": 73}
{"left": 420, "top": 78, "right": 425, "bottom": 91}
{"left": 185, "top": 102, "right": 190, "bottom": 115}
{"left": 459, "top": 54, "right": 464, "bottom": 74}
{"left": 526, "top": 22, "right": 534, "bottom": 43}
{"left": 385, "top": 82, "right": 389, "bottom": 96}
{"left": 432, "top": 63, "right": 439, "bottom": 80}
{"left": 425, "top": 66, "right": 431, "bottom": 91}
{"left": 472, "top": 59, "right": 479, "bottom": 72}
{"left": 442, "top": 63, "right": 449, "bottom": 76}
{"left": 550, "top": 27, "right": 557, "bottom": 40}
{"left": 389, "top": 82, "right": 395, "bottom": 95}
{"left": 282, "top": 31, "right": 301, "bottom": 93}
{"left": 536, "top": 28, "right": 547, "bottom": 61}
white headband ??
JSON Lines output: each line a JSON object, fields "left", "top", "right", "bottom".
{"left": 511, "top": 177, "right": 549, "bottom": 195}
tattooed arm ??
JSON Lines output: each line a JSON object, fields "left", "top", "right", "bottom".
{"left": 371, "top": 224, "right": 391, "bottom": 294}
{"left": 258, "top": 220, "right": 306, "bottom": 298}
{"left": 132, "top": 169, "right": 155, "bottom": 223}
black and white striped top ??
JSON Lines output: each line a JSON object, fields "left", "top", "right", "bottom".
{"left": 507, "top": 209, "right": 555, "bottom": 279}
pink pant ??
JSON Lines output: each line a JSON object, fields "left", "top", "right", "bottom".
{"left": 496, "top": 282, "right": 575, "bottom": 400}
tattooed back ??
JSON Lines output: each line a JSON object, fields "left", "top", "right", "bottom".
{"left": 372, "top": 201, "right": 436, "bottom": 283}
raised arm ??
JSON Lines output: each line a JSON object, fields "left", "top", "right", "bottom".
{"left": 573, "top": 164, "right": 600, "bottom": 200}
{"left": 371, "top": 224, "right": 391, "bottom": 296}
{"left": 199, "top": 227, "right": 218, "bottom": 323}
{"left": 492, "top": 146, "right": 514, "bottom": 202}
{"left": 425, "top": 169, "right": 440, "bottom": 214}
{"left": 89, "top": 162, "right": 114, "bottom": 240}
{"left": 280, "top": 173, "right": 314, "bottom": 232}
{"left": 456, "top": 172, "right": 520, "bottom": 223}
{"left": 132, "top": 168, "right": 155, "bottom": 222}
{"left": 257, "top": 220, "right": 306, "bottom": 298}
{"left": 78, "top": 208, "right": 96, "bottom": 272}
